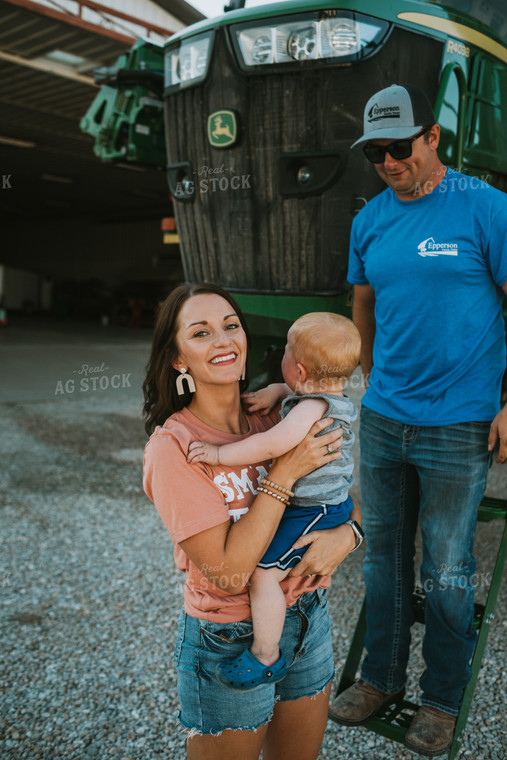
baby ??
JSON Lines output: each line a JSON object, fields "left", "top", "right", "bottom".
{"left": 188, "top": 312, "right": 362, "bottom": 690}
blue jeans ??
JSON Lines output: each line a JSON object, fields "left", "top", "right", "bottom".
{"left": 174, "top": 589, "right": 334, "bottom": 734}
{"left": 359, "top": 406, "right": 492, "bottom": 715}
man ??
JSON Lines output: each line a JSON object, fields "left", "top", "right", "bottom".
{"left": 329, "top": 84, "right": 507, "bottom": 756}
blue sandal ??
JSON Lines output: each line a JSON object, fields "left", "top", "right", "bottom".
{"left": 216, "top": 648, "right": 287, "bottom": 690}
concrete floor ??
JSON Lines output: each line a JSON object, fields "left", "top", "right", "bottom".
{"left": 0, "top": 315, "right": 152, "bottom": 405}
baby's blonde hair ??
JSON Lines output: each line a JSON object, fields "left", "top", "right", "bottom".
{"left": 289, "top": 312, "right": 361, "bottom": 380}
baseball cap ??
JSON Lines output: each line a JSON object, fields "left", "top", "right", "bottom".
{"left": 351, "top": 84, "right": 436, "bottom": 148}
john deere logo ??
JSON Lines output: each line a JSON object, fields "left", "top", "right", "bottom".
{"left": 207, "top": 110, "right": 238, "bottom": 148}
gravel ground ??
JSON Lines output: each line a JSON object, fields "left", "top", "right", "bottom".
{"left": 1, "top": 320, "right": 506, "bottom": 759}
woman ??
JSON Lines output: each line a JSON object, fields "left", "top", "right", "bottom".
{"left": 142, "top": 282, "right": 361, "bottom": 760}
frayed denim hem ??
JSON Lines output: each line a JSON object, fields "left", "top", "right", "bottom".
{"left": 276, "top": 672, "right": 335, "bottom": 703}
{"left": 179, "top": 709, "right": 274, "bottom": 738}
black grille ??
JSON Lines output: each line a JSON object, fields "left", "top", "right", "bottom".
{"left": 164, "top": 26, "right": 443, "bottom": 295}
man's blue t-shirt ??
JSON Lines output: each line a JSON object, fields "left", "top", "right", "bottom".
{"left": 347, "top": 168, "right": 507, "bottom": 426}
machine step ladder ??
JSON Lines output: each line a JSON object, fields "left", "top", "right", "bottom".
{"left": 328, "top": 496, "right": 507, "bottom": 759}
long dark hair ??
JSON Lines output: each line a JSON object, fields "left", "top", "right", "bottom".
{"left": 142, "top": 282, "right": 251, "bottom": 435}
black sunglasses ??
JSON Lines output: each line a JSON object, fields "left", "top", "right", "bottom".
{"left": 363, "top": 127, "right": 431, "bottom": 164}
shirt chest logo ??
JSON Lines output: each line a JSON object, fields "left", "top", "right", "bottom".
{"left": 417, "top": 237, "right": 458, "bottom": 257}
{"left": 214, "top": 465, "right": 269, "bottom": 521}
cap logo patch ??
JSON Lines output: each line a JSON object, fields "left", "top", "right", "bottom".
{"left": 368, "top": 103, "right": 401, "bottom": 122}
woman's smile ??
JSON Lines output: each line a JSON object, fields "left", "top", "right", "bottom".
{"left": 210, "top": 352, "right": 238, "bottom": 365}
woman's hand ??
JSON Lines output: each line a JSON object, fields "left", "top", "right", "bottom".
{"left": 242, "top": 383, "right": 289, "bottom": 415}
{"left": 268, "top": 417, "right": 343, "bottom": 489}
{"left": 289, "top": 499, "right": 362, "bottom": 577}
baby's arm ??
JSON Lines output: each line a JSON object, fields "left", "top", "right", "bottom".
{"left": 187, "top": 441, "right": 221, "bottom": 465}
{"left": 242, "top": 383, "right": 291, "bottom": 415}
{"left": 187, "top": 398, "right": 327, "bottom": 466}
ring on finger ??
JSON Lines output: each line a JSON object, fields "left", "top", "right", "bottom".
{"left": 327, "top": 444, "right": 334, "bottom": 453}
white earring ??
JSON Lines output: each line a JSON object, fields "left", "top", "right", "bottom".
{"left": 176, "top": 368, "right": 196, "bottom": 395}
{"left": 240, "top": 366, "right": 246, "bottom": 381}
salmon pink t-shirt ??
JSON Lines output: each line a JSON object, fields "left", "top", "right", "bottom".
{"left": 143, "top": 407, "right": 329, "bottom": 622}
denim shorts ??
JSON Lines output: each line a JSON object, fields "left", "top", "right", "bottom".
{"left": 173, "top": 588, "right": 334, "bottom": 734}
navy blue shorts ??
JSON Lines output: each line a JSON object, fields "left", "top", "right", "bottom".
{"left": 258, "top": 495, "right": 353, "bottom": 570}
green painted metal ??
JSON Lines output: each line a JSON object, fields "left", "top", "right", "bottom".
{"left": 434, "top": 63, "right": 467, "bottom": 171}
{"left": 448, "top": 510, "right": 507, "bottom": 759}
{"left": 477, "top": 496, "right": 507, "bottom": 521}
{"left": 329, "top": 498, "right": 507, "bottom": 758}
{"left": 233, "top": 292, "right": 352, "bottom": 378}
{"left": 233, "top": 292, "right": 351, "bottom": 323}
{"left": 80, "top": 38, "right": 165, "bottom": 167}
{"left": 164, "top": 0, "right": 507, "bottom": 54}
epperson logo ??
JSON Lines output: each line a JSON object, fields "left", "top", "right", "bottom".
{"left": 417, "top": 237, "right": 458, "bottom": 257}
{"left": 368, "top": 103, "right": 400, "bottom": 122}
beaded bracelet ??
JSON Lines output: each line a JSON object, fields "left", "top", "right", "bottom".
{"left": 259, "top": 478, "right": 294, "bottom": 498}
{"left": 257, "top": 485, "right": 290, "bottom": 506}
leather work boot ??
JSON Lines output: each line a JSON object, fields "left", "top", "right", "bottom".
{"left": 404, "top": 705, "right": 457, "bottom": 756}
{"left": 328, "top": 680, "right": 405, "bottom": 725}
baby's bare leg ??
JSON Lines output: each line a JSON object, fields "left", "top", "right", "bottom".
{"left": 249, "top": 566, "right": 291, "bottom": 666}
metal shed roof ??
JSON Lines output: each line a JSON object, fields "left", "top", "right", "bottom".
{"left": 0, "top": 0, "right": 203, "bottom": 222}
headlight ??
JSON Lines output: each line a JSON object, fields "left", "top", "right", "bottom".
{"left": 326, "top": 18, "right": 361, "bottom": 55}
{"left": 164, "top": 31, "right": 213, "bottom": 91}
{"left": 252, "top": 34, "right": 272, "bottom": 64}
{"left": 231, "top": 11, "right": 390, "bottom": 69}
{"left": 287, "top": 26, "right": 317, "bottom": 61}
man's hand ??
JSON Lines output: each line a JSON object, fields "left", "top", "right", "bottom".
{"left": 488, "top": 406, "right": 507, "bottom": 463}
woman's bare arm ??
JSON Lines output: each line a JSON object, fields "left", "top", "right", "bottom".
{"left": 179, "top": 417, "right": 343, "bottom": 592}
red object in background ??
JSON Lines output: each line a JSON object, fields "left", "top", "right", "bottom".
{"left": 161, "top": 217, "right": 177, "bottom": 231}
